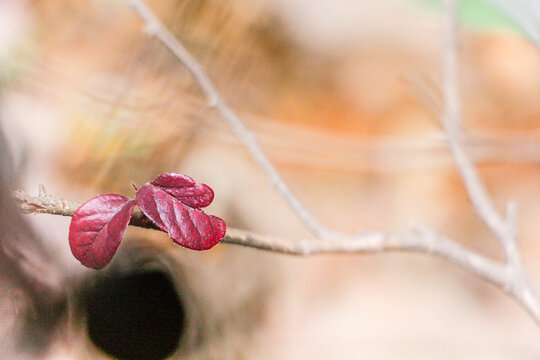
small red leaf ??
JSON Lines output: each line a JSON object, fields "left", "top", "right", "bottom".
{"left": 150, "top": 173, "right": 214, "bottom": 208}
{"left": 69, "top": 194, "right": 136, "bottom": 269}
{"left": 136, "top": 184, "right": 226, "bottom": 250}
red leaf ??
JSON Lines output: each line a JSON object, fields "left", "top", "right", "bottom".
{"left": 136, "top": 184, "right": 226, "bottom": 250}
{"left": 69, "top": 194, "right": 136, "bottom": 269}
{"left": 150, "top": 173, "right": 214, "bottom": 208}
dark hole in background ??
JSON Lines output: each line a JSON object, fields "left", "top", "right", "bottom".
{"left": 85, "top": 271, "right": 185, "bottom": 360}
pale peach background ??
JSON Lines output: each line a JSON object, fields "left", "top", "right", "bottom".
{"left": 2, "top": 0, "right": 540, "bottom": 358}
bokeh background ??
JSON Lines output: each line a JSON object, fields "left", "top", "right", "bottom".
{"left": 2, "top": 0, "right": 540, "bottom": 358}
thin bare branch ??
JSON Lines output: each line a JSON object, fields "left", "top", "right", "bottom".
{"left": 440, "top": 0, "right": 540, "bottom": 323}
{"left": 441, "top": 0, "right": 510, "bottom": 244}
{"left": 126, "top": 0, "right": 332, "bottom": 239}
{"left": 448, "top": 139, "right": 511, "bottom": 240}
{"left": 13, "top": 188, "right": 509, "bottom": 289}
{"left": 16, "top": 0, "right": 534, "bottom": 328}
{"left": 13, "top": 187, "right": 537, "bottom": 326}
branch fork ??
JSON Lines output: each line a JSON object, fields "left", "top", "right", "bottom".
{"left": 12, "top": 0, "right": 540, "bottom": 329}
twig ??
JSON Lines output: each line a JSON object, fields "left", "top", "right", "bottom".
{"left": 14, "top": 187, "right": 539, "bottom": 323}
{"left": 440, "top": 0, "right": 540, "bottom": 321}
{"left": 13, "top": 0, "right": 538, "bottom": 328}
{"left": 126, "top": 0, "right": 333, "bottom": 239}
{"left": 441, "top": 0, "right": 509, "bottom": 243}
{"left": 12, "top": 188, "right": 509, "bottom": 289}
{"left": 120, "top": 0, "right": 540, "bottom": 326}
{"left": 10, "top": 188, "right": 537, "bottom": 322}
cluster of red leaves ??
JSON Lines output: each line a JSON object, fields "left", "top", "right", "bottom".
{"left": 68, "top": 173, "right": 226, "bottom": 269}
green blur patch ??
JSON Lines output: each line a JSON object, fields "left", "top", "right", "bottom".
{"left": 411, "top": 0, "right": 523, "bottom": 33}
